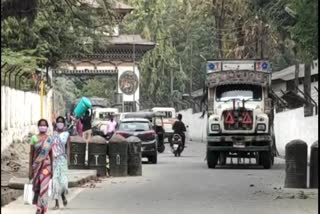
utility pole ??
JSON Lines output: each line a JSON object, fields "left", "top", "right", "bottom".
{"left": 260, "top": 20, "right": 264, "bottom": 59}
{"left": 294, "top": 60, "right": 299, "bottom": 93}
{"left": 304, "top": 63, "right": 312, "bottom": 116}
{"left": 190, "top": 41, "right": 193, "bottom": 95}
{"left": 132, "top": 35, "right": 136, "bottom": 112}
{"left": 40, "top": 70, "right": 44, "bottom": 119}
{"left": 170, "top": 69, "right": 173, "bottom": 95}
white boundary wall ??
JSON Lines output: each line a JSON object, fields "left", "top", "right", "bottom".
{"left": 178, "top": 109, "right": 207, "bottom": 142}
{"left": 179, "top": 108, "right": 318, "bottom": 158}
{"left": 274, "top": 107, "right": 318, "bottom": 157}
{"left": 1, "top": 86, "right": 52, "bottom": 153}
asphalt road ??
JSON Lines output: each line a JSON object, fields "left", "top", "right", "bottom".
{"left": 62, "top": 141, "right": 318, "bottom": 214}
{"left": 2, "top": 141, "right": 318, "bottom": 214}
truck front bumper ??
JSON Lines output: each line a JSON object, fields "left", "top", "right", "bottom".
{"left": 207, "top": 135, "right": 272, "bottom": 152}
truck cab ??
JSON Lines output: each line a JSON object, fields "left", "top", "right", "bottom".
{"left": 206, "top": 60, "right": 276, "bottom": 169}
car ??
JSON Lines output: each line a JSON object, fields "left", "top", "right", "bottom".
{"left": 115, "top": 118, "right": 158, "bottom": 164}
{"left": 123, "top": 112, "right": 165, "bottom": 153}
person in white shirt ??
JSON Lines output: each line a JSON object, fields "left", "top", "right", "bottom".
{"left": 106, "top": 114, "right": 117, "bottom": 138}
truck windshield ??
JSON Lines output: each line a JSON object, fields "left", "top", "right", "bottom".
{"left": 216, "top": 84, "right": 262, "bottom": 102}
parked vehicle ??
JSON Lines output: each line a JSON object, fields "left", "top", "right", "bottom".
{"left": 91, "top": 108, "right": 119, "bottom": 136}
{"left": 116, "top": 118, "right": 158, "bottom": 164}
{"left": 171, "top": 134, "right": 183, "bottom": 157}
{"left": 151, "top": 107, "right": 177, "bottom": 144}
{"left": 123, "top": 112, "right": 166, "bottom": 153}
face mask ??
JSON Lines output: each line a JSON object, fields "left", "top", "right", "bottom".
{"left": 38, "top": 126, "right": 48, "bottom": 133}
{"left": 56, "top": 122, "right": 64, "bottom": 130}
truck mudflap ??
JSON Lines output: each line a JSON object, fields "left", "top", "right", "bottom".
{"left": 207, "top": 135, "right": 272, "bottom": 152}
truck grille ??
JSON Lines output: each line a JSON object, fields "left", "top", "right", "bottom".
{"left": 223, "top": 109, "right": 253, "bottom": 130}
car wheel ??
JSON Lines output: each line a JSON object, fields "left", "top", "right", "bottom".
{"left": 207, "top": 150, "right": 219, "bottom": 169}
{"left": 149, "top": 153, "right": 157, "bottom": 164}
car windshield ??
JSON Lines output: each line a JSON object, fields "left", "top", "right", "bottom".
{"left": 216, "top": 84, "right": 262, "bottom": 102}
{"left": 118, "top": 121, "right": 150, "bottom": 132}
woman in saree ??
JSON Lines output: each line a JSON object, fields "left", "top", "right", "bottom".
{"left": 29, "top": 119, "right": 54, "bottom": 214}
{"left": 52, "top": 116, "right": 70, "bottom": 209}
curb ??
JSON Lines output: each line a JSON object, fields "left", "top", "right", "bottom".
{"left": 68, "top": 175, "right": 97, "bottom": 188}
{"left": 2, "top": 173, "right": 97, "bottom": 207}
{"left": 1, "top": 188, "right": 23, "bottom": 207}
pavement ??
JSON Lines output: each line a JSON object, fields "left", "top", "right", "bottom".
{"left": 2, "top": 141, "right": 318, "bottom": 214}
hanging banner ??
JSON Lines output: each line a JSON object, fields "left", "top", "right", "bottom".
{"left": 53, "top": 69, "right": 118, "bottom": 75}
{"left": 207, "top": 70, "right": 270, "bottom": 87}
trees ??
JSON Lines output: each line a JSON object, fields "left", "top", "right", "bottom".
{"left": 121, "top": 0, "right": 317, "bottom": 110}
{"left": 1, "top": 0, "right": 116, "bottom": 89}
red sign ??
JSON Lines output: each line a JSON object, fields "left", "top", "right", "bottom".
{"left": 241, "top": 112, "right": 252, "bottom": 124}
{"left": 224, "top": 111, "right": 235, "bottom": 124}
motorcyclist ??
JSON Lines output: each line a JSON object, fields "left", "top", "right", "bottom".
{"left": 172, "top": 114, "right": 186, "bottom": 149}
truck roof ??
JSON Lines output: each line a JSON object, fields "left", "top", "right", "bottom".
{"left": 206, "top": 60, "right": 271, "bottom": 87}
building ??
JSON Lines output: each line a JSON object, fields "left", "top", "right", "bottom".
{"left": 55, "top": 1, "right": 155, "bottom": 112}
{"left": 271, "top": 60, "right": 318, "bottom": 114}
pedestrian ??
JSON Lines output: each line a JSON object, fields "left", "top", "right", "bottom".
{"left": 106, "top": 114, "right": 117, "bottom": 138}
{"left": 52, "top": 116, "right": 70, "bottom": 209}
{"left": 70, "top": 112, "right": 83, "bottom": 137}
{"left": 81, "top": 110, "right": 92, "bottom": 143}
{"left": 29, "top": 119, "right": 54, "bottom": 214}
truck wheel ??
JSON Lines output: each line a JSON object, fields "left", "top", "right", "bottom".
{"left": 207, "top": 151, "right": 219, "bottom": 168}
{"left": 219, "top": 152, "right": 227, "bottom": 165}
{"left": 260, "top": 151, "right": 272, "bottom": 169}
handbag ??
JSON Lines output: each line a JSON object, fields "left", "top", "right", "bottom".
{"left": 48, "top": 179, "right": 53, "bottom": 197}
{"left": 23, "top": 181, "right": 34, "bottom": 205}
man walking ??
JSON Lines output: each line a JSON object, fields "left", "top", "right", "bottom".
{"left": 106, "top": 114, "right": 117, "bottom": 139}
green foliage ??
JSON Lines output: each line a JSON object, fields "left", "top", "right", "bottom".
{"left": 1, "top": 0, "right": 116, "bottom": 90}
{"left": 122, "top": 0, "right": 217, "bottom": 108}
{"left": 80, "top": 77, "right": 117, "bottom": 99}
{"left": 287, "top": 0, "right": 318, "bottom": 63}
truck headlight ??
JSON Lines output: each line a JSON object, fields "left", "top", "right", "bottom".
{"left": 256, "top": 123, "right": 266, "bottom": 131}
{"left": 211, "top": 124, "right": 220, "bottom": 131}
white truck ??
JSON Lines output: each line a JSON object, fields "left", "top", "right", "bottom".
{"left": 151, "top": 107, "right": 177, "bottom": 143}
{"left": 205, "top": 59, "right": 276, "bottom": 169}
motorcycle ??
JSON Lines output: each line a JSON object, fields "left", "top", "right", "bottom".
{"left": 171, "top": 134, "right": 184, "bottom": 157}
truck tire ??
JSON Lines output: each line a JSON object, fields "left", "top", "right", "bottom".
{"left": 260, "top": 151, "right": 272, "bottom": 169}
{"left": 207, "top": 150, "right": 219, "bottom": 168}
